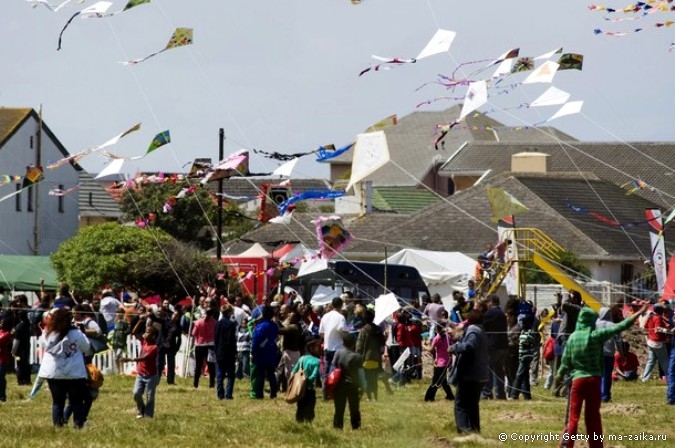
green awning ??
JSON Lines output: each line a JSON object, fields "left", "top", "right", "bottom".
{"left": 0, "top": 255, "right": 58, "bottom": 291}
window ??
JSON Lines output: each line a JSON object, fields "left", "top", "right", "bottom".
{"left": 58, "top": 184, "right": 64, "bottom": 213}
{"left": 27, "top": 186, "right": 33, "bottom": 212}
{"left": 15, "top": 184, "right": 21, "bottom": 212}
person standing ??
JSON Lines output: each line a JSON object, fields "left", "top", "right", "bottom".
{"left": 319, "top": 297, "right": 346, "bottom": 397}
{"left": 0, "top": 316, "right": 13, "bottom": 401}
{"left": 553, "top": 290, "right": 583, "bottom": 397}
{"left": 120, "top": 326, "right": 159, "bottom": 419}
{"left": 595, "top": 306, "right": 623, "bottom": 402}
{"left": 292, "top": 337, "right": 322, "bottom": 423}
{"left": 449, "top": 309, "right": 489, "bottom": 434}
{"left": 356, "top": 309, "right": 384, "bottom": 401}
{"left": 12, "top": 310, "right": 32, "bottom": 386}
{"left": 510, "top": 315, "right": 538, "bottom": 400}
{"left": 332, "top": 332, "right": 365, "bottom": 430}
{"left": 424, "top": 323, "right": 454, "bottom": 402}
{"left": 481, "top": 294, "right": 508, "bottom": 400}
{"left": 251, "top": 305, "right": 279, "bottom": 399}
{"left": 192, "top": 309, "right": 216, "bottom": 388}
{"left": 556, "top": 302, "right": 648, "bottom": 448}
{"left": 641, "top": 303, "right": 670, "bottom": 382}
{"left": 39, "top": 308, "right": 92, "bottom": 428}
{"left": 214, "top": 305, "right": 237, "bottom": 400}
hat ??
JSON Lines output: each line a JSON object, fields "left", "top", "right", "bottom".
{"left": 270, "top": 301, "right": 280, "bottom": 308}
{"left": 293, "top": 297, "right": 303, "bottom": 305}
{"left": 101, "top": 289, "right": 114, "bottom": 297}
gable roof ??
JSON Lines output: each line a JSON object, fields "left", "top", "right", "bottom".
{"left": 78, "top": 172, "right": 123, "bottom": 219}
{"left": 322, "top": 105, "right": 578, "bottom": 188}
{"left": 345, "top": 172, "right": 660, "bottom": 261}
{"left": 0, "top": 108, "right": 74, "bottom": 160}
{"left": 438, "top": 141, "right": 675, "bottom": 208}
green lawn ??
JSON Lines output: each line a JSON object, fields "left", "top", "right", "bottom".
{"left": 1, "top": 375, "right": 672, "bottom": 447}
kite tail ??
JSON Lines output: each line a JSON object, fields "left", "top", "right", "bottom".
{"left": 57, "top": 11, "right": 81, "bottom": 51}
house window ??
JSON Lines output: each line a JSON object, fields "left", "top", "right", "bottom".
{"left": 27, "top": 186, "right": 33, "bottom": 212}
{"left": 88, "top": 192, "right": 93, "bottom": 207}
{"left": 15, "top": 184, "right": 21, "bottom": 212}
{"left": 58, "top": 184, "right": 64, "bottom": 213}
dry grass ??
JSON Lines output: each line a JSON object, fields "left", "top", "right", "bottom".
{"left": 0, "top": 374, "right": 672, "bottom": 447}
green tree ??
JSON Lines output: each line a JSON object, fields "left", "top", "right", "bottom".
{"left": 524, "top": 249, "right": 592, "bottom": 284}
{"left": 119, "top": 182, "right": 218, "bottom": 250}
{"left": 51, "top": 223, "right": 222, "bottom": 297}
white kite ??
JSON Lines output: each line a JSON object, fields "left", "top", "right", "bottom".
{"left": 346, "top": 131, "right": 390, "bottom": 192}
{"left": 546, "top": 101, "right": 583, "bottom": 122}
{"left": 374, "top": 292, "right": 401, "bottom": 326}
{"left": 272, "top": 158, "right": 299, "bottom": 178}
{"left": 522, "top": 60, "right": 559, "bottom": 84}
{"left": 416, "top": 29, "right": 456, "bottom": 60}
{"left": 459, "top": 80, "right": 487, "bottom": 120}
{"left": 95, "top": 158, "right": 125, "bottom": 179}
{"left": 529, "top": 86, "right": 570, "bottom": 107}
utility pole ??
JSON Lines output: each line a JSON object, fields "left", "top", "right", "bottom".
{"left": 216, "top": 128, "right": 224, "bottom": 260}
{"left": 33, "top": 105, "right": 42, "bottom": 255}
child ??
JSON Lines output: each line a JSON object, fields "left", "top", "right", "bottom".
{"left": 112, "top": 307, "right": 131, "bottom": 375}
{"left": 613, "top": 341, "right": 639, "bottom": 381}
{"left": 292, "top": 337, "right": 322, "bottom": 423}
{"left": 120, "top": 326, "right": 159, "bottom": 419}
{"left": 236, "top": 317, "right": 251, "bottom": 379}
{"left": 424, "top": 323, "right": 455, "bottom": 402}
{"left": 510, "top": 315, "right": 539, "bottom": 400}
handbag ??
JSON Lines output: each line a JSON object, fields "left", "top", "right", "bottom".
{"left": 89, "top": 335, "right": 109, "bottom": 354}
{"left": 325, "top": 367, "right": 342, "bottom": 400}
{"left": 284, "top": 358, "right": 307, "bottom": 404}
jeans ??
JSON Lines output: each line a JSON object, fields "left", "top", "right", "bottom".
{"left": 236, "top": 351, "right": 250, "bottom": 379}
{"left": 64, "top": 388, "right": 98, "bottom": 424}
{"left": 511, "top": 357, "right": 532, "bottom": 399}
{"left": 253, "top": 364, "right": 277, "bottom": 399}
{"left": 600, "top": 355, "right": 614, "bottom": 402}
{"left": 216, "top": 359, "right": 236, "bottom": 399}
{"left": 483, "top": 348, "right": 507, "bottom": 398}
{"left": 0, "top": 365, "right": 6, "bottom": 401}
{"left": 455, "top": 380, "right": 484, "bottom": 433}
{"left": 333, "top": 381, "right": 361, "bottom": 429}
{"left": 157, "top": 346, "right": 178, "bottom": 384}
{"left": 47, "top": 378, "right": 87, "bottom": 428}
{"left": 296, "top": 388, "right": 316, "bottom": 422}
{"left": 642, "top": 344, "right": 669, "bottom": 381}
{"left": 666, "top": 346, "right": 675, "bottom": 404}
{"left": 559, "top": 376, "right": 602, "bottom": 448}
{"left": 133, "top": 374, "right": 158, "bottom": 418}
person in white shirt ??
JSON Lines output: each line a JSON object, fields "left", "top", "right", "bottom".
{"left": 319, "top": 297, "right": 346, "bottom": 398}
{"left": 100, "top": 290, "right": 123, "bottom": 332}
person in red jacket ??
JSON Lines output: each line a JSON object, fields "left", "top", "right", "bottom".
{"left": 612, "top": 341, "right": 638, "bottom": 381}
{"left": 641, "top": 304, "right": 670, "bottom": 382}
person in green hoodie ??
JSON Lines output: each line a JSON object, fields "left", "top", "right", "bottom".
{"left": 556, "top": 302, "right": 648, "bottom": 448}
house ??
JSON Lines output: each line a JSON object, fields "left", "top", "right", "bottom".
{"left": 437, "top": 141, "right": 675, "bottom": 209}
{"left": 77, "top": 171, "right": 122, "bottom": 227}
{"left": 0, "top": 108, "right": 79, "bottom": 255}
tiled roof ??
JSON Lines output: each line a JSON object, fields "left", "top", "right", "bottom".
{"left": 438, "top": 141, "right": 675, "bottom": 208}
{"left": 0, "top": 108, "right": 31, "bottom": 147}
{"left": 345, "top": 172, "right": 660, "bottom": 261}
{"left": 371, "top": 187, "right": 441, "bottom": 214}
{"left": 78, "top": 172, "right": 123, "bottom": 218}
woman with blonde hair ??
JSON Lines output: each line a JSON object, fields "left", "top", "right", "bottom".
{"left": 38, "top": 308, "right": 92, "bottom": 428}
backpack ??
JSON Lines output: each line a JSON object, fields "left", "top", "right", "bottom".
{"left": 86, "top": 363, "right": 104, "bottom": 388}
{"left": 284, "top": 358, "right": 307, "bottom": 404}
{"left": 543, "top": 336, "right": 555, "bottom": 362}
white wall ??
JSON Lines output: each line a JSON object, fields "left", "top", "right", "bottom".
{"left": 0, "top": 115, "right": 78, "bottom": 255}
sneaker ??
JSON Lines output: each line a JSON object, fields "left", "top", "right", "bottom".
{"left": 136, "top": 414, "right": 144, "bottom": 419}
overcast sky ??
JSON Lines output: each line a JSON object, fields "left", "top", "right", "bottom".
{"left": 2, "top": 0, "right": 674, "bottom": 182}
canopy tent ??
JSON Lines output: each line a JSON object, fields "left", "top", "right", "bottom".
{"left": 237, "top": 242, "right": 271, "bottom": 257}
{"left": 382, "top": 248, "right": 475, "bottom": 305}
{"left": 0, "top": 255, "right": 58, "bottom": 291}
{"left": 271, "top": 243, "right": 318, "bottom": 263}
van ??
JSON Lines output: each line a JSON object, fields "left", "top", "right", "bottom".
{"left": 281, "top": 260, "right": 429, "bottom": 305}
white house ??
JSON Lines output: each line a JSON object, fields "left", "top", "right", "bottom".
{"left": 0, "top": 108, "right": 79, "bottom": 255}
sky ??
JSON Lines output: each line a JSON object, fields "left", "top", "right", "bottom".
{"left": 2, "top": 0, "right": 675, "bottom": 183}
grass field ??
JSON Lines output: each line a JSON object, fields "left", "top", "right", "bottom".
{"left": 0, "top": 374, "right": 672, "bottom": 447}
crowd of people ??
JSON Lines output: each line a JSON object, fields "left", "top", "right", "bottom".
{"left": 0, "top": 280, "right": 671, "bottom": 443}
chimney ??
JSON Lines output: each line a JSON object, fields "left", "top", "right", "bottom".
{"left": 364, "top": 181, "right": 373, "bottom": 214}
{"left": 511, "top": 151, "right": 549, "bottom": 173}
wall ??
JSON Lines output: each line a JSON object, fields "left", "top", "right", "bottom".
{"left": 0, "top": 116, "right": 78, "bottom": 255}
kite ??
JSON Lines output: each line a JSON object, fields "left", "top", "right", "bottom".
{"left": 0, "top": 175, "right": 23, "bottom": 187}
{"left": 57, "top": 1, "right": 149, "bottom": 51}
{"left": 271, "top": 158, "right": 299, "bottom": 178}
{"left": 487, "top": 188, "right": 529, "bottom": 223}
{"left": 315, "top": 142, "right": 354, "bottom": 162}
{"left": 374, "top": 292, "right": 401, "bottom": 326}
{"left": 201, "top": 150, "right": 249, "bottom": 184}
{"left": 147, "top": 130, "right": 171, "bottom": 154}
{"left": 278, "top": 189, "right": 347, "bottom": 216}
{"left": 459, "top": 80, "right": 488, "bottom": 120}
{"left": 48, "top": 184, "right": 80, "bottom": 196}
{"left": 120, "top": 27, "right": 193, "bottom": 65}
{"left": 21, "top": 165, "right": 45, "bottom": 189}
{"left": 312, "top": 216, "right": 353, "bottom": 259}
{"left": 252, "top": 148, "right": 316, "bottom": 160}
{"left": 359, "top": 56, "right": 417, "bottom": 77}
{"left": 565, "top": 202, "right": 659, "bottom": 228}
{"left": 346, "top": 131, "right": 390, "bottom": 191}
{"left": 541, "top": 101, "right": 583, "bottom": 123}
{"left": 621, "top": 179, "right": 656, "bottom": 195}
{"left": 26, "top": 0, "right": 81, "bottom": 12}
{"left": 95, "top": 158, "right": 125, "bottom": 179}
{"left": 557, "top": 53, "right": 584, "bottom": 70}
{"left": 47, "top": 123, "right": 141, "bottom": 169}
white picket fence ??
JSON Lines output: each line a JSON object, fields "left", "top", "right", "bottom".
{"left": 28, "top": 334, "right": 195, "bottom": 376}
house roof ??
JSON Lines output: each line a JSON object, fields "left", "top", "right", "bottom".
{"left": 78, "top": 172, "right": 123, "bottom": 219}
{"left": 438, "top": 141, "right": 675, "bottom": 208}
{"left": 321, "top": 105, "right": 578, "bottom": 188}
{"left": 0, "top": 108, "right": 74, "bottom": 161}
{"left": 344, "top": 172, "right": 660, "bottom": 261}
{"left": 371, "top": 187, "right": 441, "bottom": 214}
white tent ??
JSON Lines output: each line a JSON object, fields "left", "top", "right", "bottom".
{"left": 382, "top": 249, "right": 475, "bottom": 306}
{"left": 237, "top": 242, "right": 271, "bottom": 257}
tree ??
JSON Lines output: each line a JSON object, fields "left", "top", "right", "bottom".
{"left": 119, "top": 182, "right": 218, "bottom": 250}
{"left": 51, "top": 223, "right": 222, "bottom": 297}
{"left": 524, "top": 249, "right": 592, "bottom": 285}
